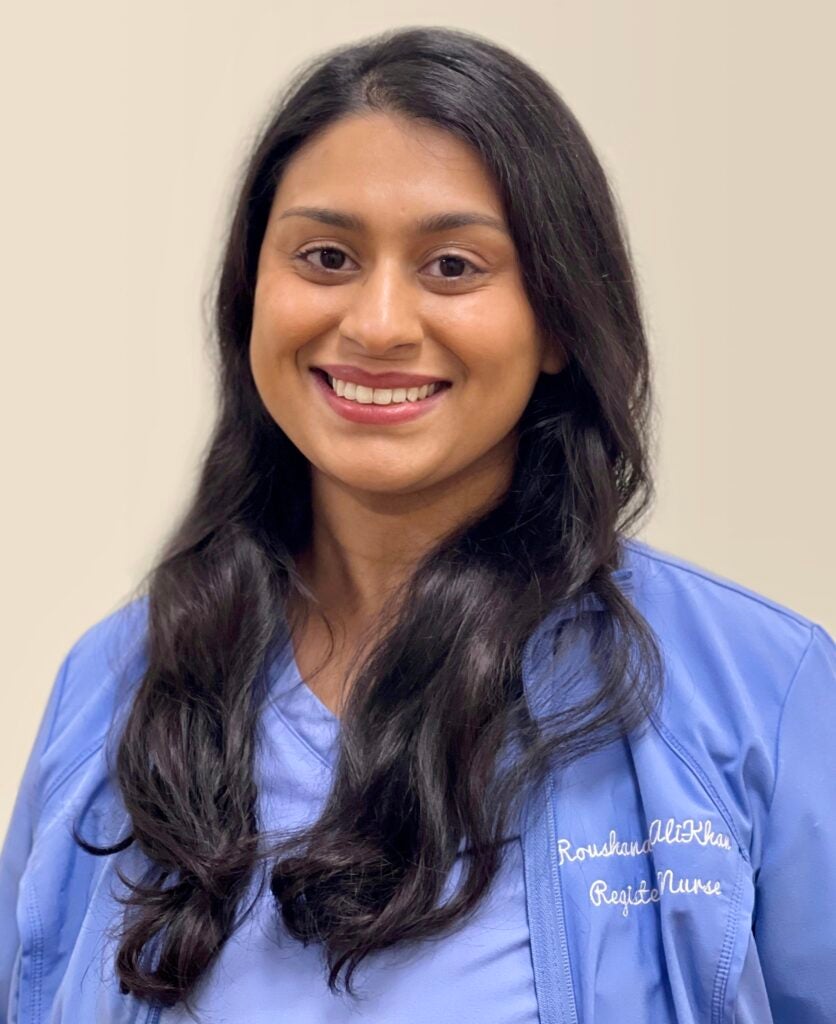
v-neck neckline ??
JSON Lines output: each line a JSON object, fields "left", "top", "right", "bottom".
{"left": 266, "top": 637, "right": 341, "bottom": 770}
{"left": 265, "top": 552, "right": 636, "bottom": 772}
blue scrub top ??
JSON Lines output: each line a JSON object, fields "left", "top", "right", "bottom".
{"left": 158, "top": 639, "right": 540, "bottom": 1023}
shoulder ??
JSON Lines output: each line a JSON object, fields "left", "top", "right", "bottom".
{"left": 619, "top": 535, "right": 832, "bottom": 722}
{"left": 620, "top": 535, "right": 821, "bottom": 629}
{"left": 36, "top": 595, "right": 149, "bottom": 811}
{"left": 620, "top": 536, "right": 826, "bottom": 683}
{"left": 618, "top": 538, "right": 834, "bottom": 857}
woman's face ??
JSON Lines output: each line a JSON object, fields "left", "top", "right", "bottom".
{"left": 250, "top": 111, "right": 565, "bottom": 499}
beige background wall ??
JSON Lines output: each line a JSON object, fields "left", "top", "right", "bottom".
{"left": 2, "top": 0, "right": 833, "bottom": 833}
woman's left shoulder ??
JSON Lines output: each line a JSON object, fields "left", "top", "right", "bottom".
{"left": 619, "top": 535, "right": 833, "bottom": 710}
{"left": 619, "top": 538, "right": 835, "bottom": 857}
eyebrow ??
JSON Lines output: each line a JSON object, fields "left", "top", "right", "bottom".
{"left": 275, "top": 205, "right": 510, "bottom": 237}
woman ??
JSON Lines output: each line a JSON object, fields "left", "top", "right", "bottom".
{"left": 1, "top": 25, "right": 833, "bottom": 1024}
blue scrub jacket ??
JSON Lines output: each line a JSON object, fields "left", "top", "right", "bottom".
{"left": 1, "top": 537, "right": 834, "bottom": 1023}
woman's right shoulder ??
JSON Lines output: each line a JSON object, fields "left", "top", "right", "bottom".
{"left": 36, "top": 595, "right": 150, "bottom": 815}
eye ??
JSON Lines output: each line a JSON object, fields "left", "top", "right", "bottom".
{"left": 294, "top": 246, "right": 356, "bottom": 274}
{"left": 292, "top": 246, "right": 484, "bottom": 284}
{"left": 424, "top": 254, "right": 483, "bottom": 281}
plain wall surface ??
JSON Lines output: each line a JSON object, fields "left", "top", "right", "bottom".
{"left": 1, "top": 0, "right": 833, "bottom": 834}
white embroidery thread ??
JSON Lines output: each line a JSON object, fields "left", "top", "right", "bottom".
{"left": 556, "top": 817, "right": 731, "bottom": 867}
{"left": 589, "top": 870, "right": 723, "bottom": 917}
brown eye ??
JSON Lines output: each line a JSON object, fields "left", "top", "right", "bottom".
{"left": 295, "top": 246, "right": 355, "bottom": 273}
{"left": 425, "top": 253, "right": 483, "bottom": 281}
{"left": 439, "top": 256, "right": 466, "bottom": 277}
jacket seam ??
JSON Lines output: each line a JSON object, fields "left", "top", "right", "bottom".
{"left": 41, "top": 738, "right": 107, "bottom": 808}
{"left": 628, "top": 543, "right": 813, "bottom": 630}
{"left": 763, "top": 623, "right": 817, "bottom": 820}
{"left": 646, "top": 711, "right": 749, "bottom": 864}
{"left": 711, "top": 849, "right": 745, "bottom": 1024}
{"left": 648, "top": 705, "right": 752, "bottom": 1024}
{"left": 33, "top": 647, "right": 77, "bottom": 802}
{"left": 42, "top": 649, "right": 75, "bottom": 749}
{"left": 24, "top": 873, "right": 43, "bottom": 1023}
{"left": 13, "top": 647, "right": 76, "bottom": 1024}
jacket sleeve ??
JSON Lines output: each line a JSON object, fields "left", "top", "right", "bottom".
{"left": 753, "top": 622, "right": 836, "bottom": 1024}
{"left": 0, "top": 649, "right": 73, "bottom": 1023}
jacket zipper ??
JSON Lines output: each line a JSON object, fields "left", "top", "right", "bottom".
{"left": 521, "top": 773, "right": 578, "bottom": 1024}
{"left": 9, "top": 944, "right": 22, "bottom": 1024}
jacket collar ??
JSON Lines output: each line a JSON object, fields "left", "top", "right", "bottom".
{"left": 521, "top": 561, "right": 635, "bottom": 722}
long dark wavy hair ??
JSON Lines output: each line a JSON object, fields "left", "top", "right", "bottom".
{"left": 75, "top": 24, "right": 664, "bottom": 1015}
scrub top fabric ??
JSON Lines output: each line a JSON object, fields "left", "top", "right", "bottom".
{"left": 156, "top": 639, "right": 540, "bottom": 1024}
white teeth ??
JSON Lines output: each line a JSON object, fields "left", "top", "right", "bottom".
{"left": 327, "top": 375, "right": 445, "bottom": 405}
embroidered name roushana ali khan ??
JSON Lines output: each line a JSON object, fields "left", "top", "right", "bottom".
{"left": 556, "top": 817, "right": 732, "bottom": 867}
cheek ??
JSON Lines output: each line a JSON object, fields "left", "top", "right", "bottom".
{"left": 473, "top": 360, "right": 537, "bottom": 432}
{"left": 251, "top": 273, "right": 337, "bottom": 360}
{"left": 436, "top": 279, "right": 540, "bottom": 368}
{"left": 451, "top": 311, "right": 541, "bottom": 397}
{"left": 248, "top": 307, "right": 280, "bottom": 405}
{"left": 249, "top": 298, "right": 318, "bottom": 412}
{"left": 443, "top": 349, "right": 538, "bottom": 464}
{"left": 249, "top": 301, "right": 304, "bottom": 418}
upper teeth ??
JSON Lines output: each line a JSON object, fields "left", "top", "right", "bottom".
{"left": 327, "top": 375, "right": 445, "bottom": 405}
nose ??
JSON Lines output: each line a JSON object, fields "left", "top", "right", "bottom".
{"left": 337, "top": 257, "right": 424, "bottom": 354}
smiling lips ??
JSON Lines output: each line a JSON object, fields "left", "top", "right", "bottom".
{"left": 310, "top": 367, "right": 451, "bottom": 425}
{"left": 314, "top": 362, "right": 450, "bottom": 389}
{"left": 324, "top": 371, "right": 445, "bottom": 404}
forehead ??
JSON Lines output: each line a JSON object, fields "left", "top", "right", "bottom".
{"left": 270, "top": 112, "right": 505, "bottom": 223}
